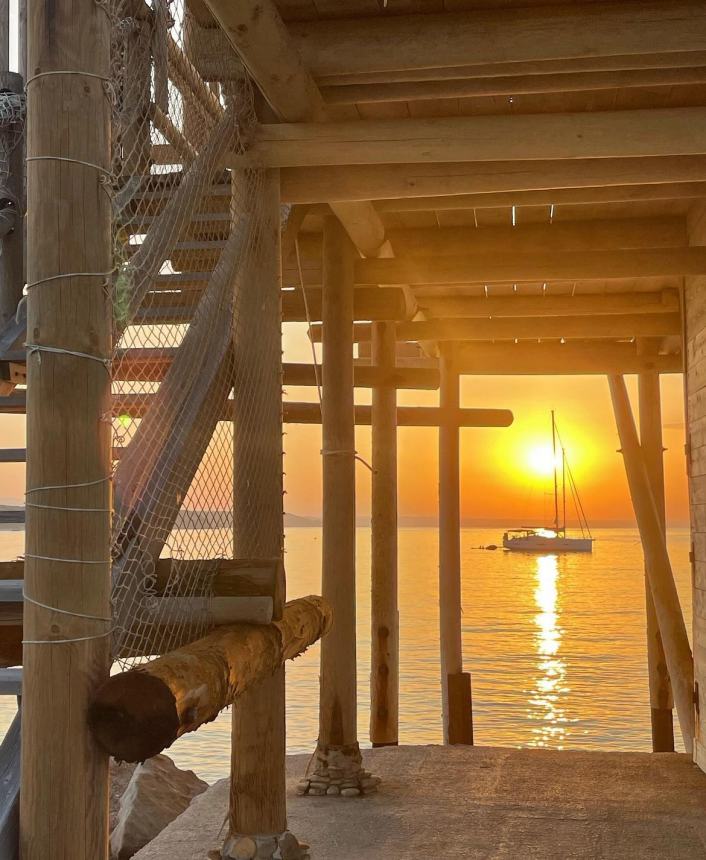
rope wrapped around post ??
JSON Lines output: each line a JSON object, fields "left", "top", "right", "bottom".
{"left": 88, "top": 595, "right": 332, "bottom": 762}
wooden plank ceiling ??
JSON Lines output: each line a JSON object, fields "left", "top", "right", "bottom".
{"left": 188, "top": 0, "right": 706, "bottom": 368}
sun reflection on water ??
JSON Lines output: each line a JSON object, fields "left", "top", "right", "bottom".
{"left": 528, "top": 554, "right": 570, "bottom": 748}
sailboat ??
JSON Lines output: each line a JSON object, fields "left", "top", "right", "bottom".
{"left": 502, "top": 411, "right": 594, "bottom": 553}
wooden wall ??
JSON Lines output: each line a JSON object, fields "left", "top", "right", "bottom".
{"left": 685, "top": 200, "right": 706, "bottom": 770}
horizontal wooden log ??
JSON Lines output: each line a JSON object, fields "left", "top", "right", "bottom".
{"left": 0, "top": 557, "right": 279, "bottom": 596}
{"left": 355, "top": 248, "right": 706, "bottom": 285}
{"left": 309, "top": 313, "right": 681, "bottom": 343}
{"left": 230, "top": 108, "right": 706, "bottom": 169}
{"left": 320, "top": 66, "right": 706, "bottom": 105}
{"left": 87, "top": 595, "right": 332, "bottom": 761}
{"left": 375, "top": 182, "right": 706, "bottom": 212}
{"left": 419, "top": 290, "right": 680, "bottom": 318}
{"left": 284, "top": 362, "right": 440, "bottom": 390}
{"left": 453, "top": 342, "right": 682, "bottom": 375}
{"left": 280, "top": 157, "right": 706, "bottom": 204}
{"left": 289, "top": 3, "right": 706, "bottom": 78}
{"left": 283, "top": 403, "right": 513, "bottom": 428}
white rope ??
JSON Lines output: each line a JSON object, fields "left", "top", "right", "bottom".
{"left": 25, "top": 342, "right": 111, "bottom": 369}
{"left": 23, "top": 553, "right": 110, "bottom": 565}
{"left": 23, "top": 591, "right": 112, "bottom": 622}
{"left": 26, "top": 155, "right": 112, "bottom": 176}
{"left": 25, "top": 270, "right": 114, "bottom": 291}
{"left": 25, "top": 70, "right": 110, "bottom": 88}
{"left": 25, "top": 501, "right": 113, "bottom": 513}
{"left": 320, "top": 448, "right": 374, "bottom": 473}
{"left": 26, "top": 476, "right": 110, "bottom": 494}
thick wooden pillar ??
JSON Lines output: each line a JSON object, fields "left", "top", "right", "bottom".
{"left": 370, "top": 321, "right": 399, "bottom": 747}
{"left": 638, "top": 370, "right": 675, "bottom": 752}
{"left": 229, "top": 171, "right": 287, "bottom": 841}
{"left": 439, "top": 353, "right": 473, "bottom": 745}
{"left": 318, "top": 215, "right": 359, "bottom": 755}
{"left": 21, "top": 0, "right": 112, "bottom": 855}
{"left": 609, "top": 374, "right": 694, "bottom": 753}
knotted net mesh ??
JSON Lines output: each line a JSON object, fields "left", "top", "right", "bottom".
{"left": 107, "top": 0, "right": 281, "bottom": 666}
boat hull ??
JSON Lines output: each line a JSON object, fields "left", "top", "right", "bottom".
{"left": 503, "top": 535, "right": 593, "bottom": 553}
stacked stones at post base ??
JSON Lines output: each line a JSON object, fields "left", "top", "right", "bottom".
{"left": 220, "top": 830, "right": 310, "bottom": 859}
{"left": 296, "top": 745, "right": 381, "bottom": 797}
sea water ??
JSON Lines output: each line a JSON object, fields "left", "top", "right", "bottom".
{"left": 0, "top": 525, "right": 692, "bottom": 783}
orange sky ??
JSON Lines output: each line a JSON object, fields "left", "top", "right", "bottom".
{"left": 0, "top": 323, "right": 689, "bottom": 527}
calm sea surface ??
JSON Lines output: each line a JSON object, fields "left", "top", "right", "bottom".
{"left": 0, "top": 525, "right": 693, "bottom": 782}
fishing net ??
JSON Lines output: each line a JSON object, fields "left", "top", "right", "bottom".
{"left": 106, "top": 1, "right": 281, "bottom": 666}
{"left": 0, "top": 88, "right": 25, "bottom": 235}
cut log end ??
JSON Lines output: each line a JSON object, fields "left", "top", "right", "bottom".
{"left": 88, "top": 671, "right": 179, "bottom": 763}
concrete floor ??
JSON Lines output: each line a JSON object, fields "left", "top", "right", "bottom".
{"left": 134, "top": 745, "right": 706, "bottom": 859}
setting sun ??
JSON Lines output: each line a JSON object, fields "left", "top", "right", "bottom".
{"left": 527, "top": 444, "right": 561, "bottom": 477}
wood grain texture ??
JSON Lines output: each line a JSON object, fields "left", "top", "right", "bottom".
{"left": 88, "top": 596, "right": 332, "bottom": 763}
{"left": 21, "top": 0, "right": 112, "bottom": 856}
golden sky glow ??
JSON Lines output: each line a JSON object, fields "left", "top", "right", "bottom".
{"left": 0, "top": 323, "right": 689, "bottom": 528}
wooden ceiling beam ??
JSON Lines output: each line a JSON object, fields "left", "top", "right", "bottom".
{"left": 289, "top": 3, "right": 706, "bottom": 79}
{"left": 417, "top": 291, "right": 680, "bottom": 319}
{"left": 308, "top": 314, "right": 682, "bottom": 344}
{"left": 293, "top": 219, "right": 687, "bottom": 262}
{"left": 355, "top": 248, "right": 706, "bottom": 286}
{"left": 320, "top": 67, "right": 706, "bottom": 105}
{"left": 451, "top": 342, "right": 682, "bottom": 375}
{"left": 375, "top": 182, "right": 706, "bottom": 212}
{"left": 231, "top": 108, "right": 706, "bottom": 169}
{"left": 280, "top": 157, "right": 706, "bottom": 205}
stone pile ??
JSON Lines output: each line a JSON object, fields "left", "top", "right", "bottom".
{"left": 295, "top": 745, "right": 380, "bottom": 798}
{"left": 220, "top": 830, "right": 310, "bottom": 859}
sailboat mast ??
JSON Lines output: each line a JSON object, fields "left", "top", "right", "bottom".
{"left": 551, "top": 410, "right": 559, "bottom": 532}
{"left": 562, "top": 445, "right": 566, "bottom": 533}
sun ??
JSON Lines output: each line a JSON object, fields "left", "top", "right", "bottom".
{"left": 527, "top": 444, "right": 560, "bottom": 477}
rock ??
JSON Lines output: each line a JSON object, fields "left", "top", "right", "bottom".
{"left": 255, "top": 835, "right": 278, "bottom": 858}
{"left": 109, "top": 754, "right": 208, "bottom": 859}
{"left": 223, "top": 835, "right": 257, "bottom": 859}
{"left": 278, "top": 831, "right": 304, "bottom": 860}
{"left": 340, "top": 787, "right": 361, "bottom": 797}
{"left": 109, "top": 760, "right": 137, "bottom": 833}
{"left": 326, "top": 785, "right": 340, "bottom": 796}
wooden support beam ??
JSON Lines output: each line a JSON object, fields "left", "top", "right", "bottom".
{"left": 454, "top": 342, "right": 682, "bottom": 376}
{"left": 419, "top": 291, "right": 680, "bottom": 319}
{"left": 22, "top": 0, "right": 112, "bottom": 857}
{"left": 355, "top": 249, "right": 706, "bottom": 286}
{"left": 320, "top": 66, "right": 706, "bottom": 105}
{"left": 608, "top": 374, "right": 694, "bottom": 754}
{"left": 310, "top": 314, "right": 682, "bottom": 344}
{"left": 280, "top": 158, "right": 706, "bottom": 205}
{"left": 285, "top": 362, "right": 439, "bottom": 391}
{"left": 438, "top": 354, "right": 472, "bottom": 744}
{"left": 317, "top": 215, "right": 360, "bottom": 766}
{"left": 638, "top": 366, "right": 675, "bottom": 752}
{"left": 289, "top": 3, "right": 706, "bottom": 79}
{"left": 375, "top": 182, "right": 706, "bottom": 212}
{"left": 370, "top": 322, "right": 399, "bottom": 748}
{"left": 293, "top": 220, "right": 688, "bottom": 265}
{"left": 230, "top": 170, "right": 286, "bottom": 840}
{"left": 231, "top": 109, "right": 706, "bottom": 169}
{"left": 88, "top": 596, "right": 332, "bottom": 763}
{"left": 282, "top": 286, "right": 408, "bottom": 322}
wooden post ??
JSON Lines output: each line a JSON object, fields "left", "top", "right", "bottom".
{"left": 608, "top": 374, "right": 694, "bottom": 753}
{"left": 439, "top": 352, "right": 473, "bottom": 745}
{"left": 21, "top": 0, "right": 112, "bottom": 857}
{"left": 304, "top": 213, "right": 372, "bottom": 794}
{"left": 638, "top": 369, "right": 675, "bottom": 752}
{"left": 228, "top": 170, "right": 289, "bottom": 847}
{"left": 370, "top": 321, "right": 399, "bottom": 747}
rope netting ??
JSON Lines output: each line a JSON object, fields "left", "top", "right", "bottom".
{"left": 107, "top": 0, "right": 279, "bottom": 666}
